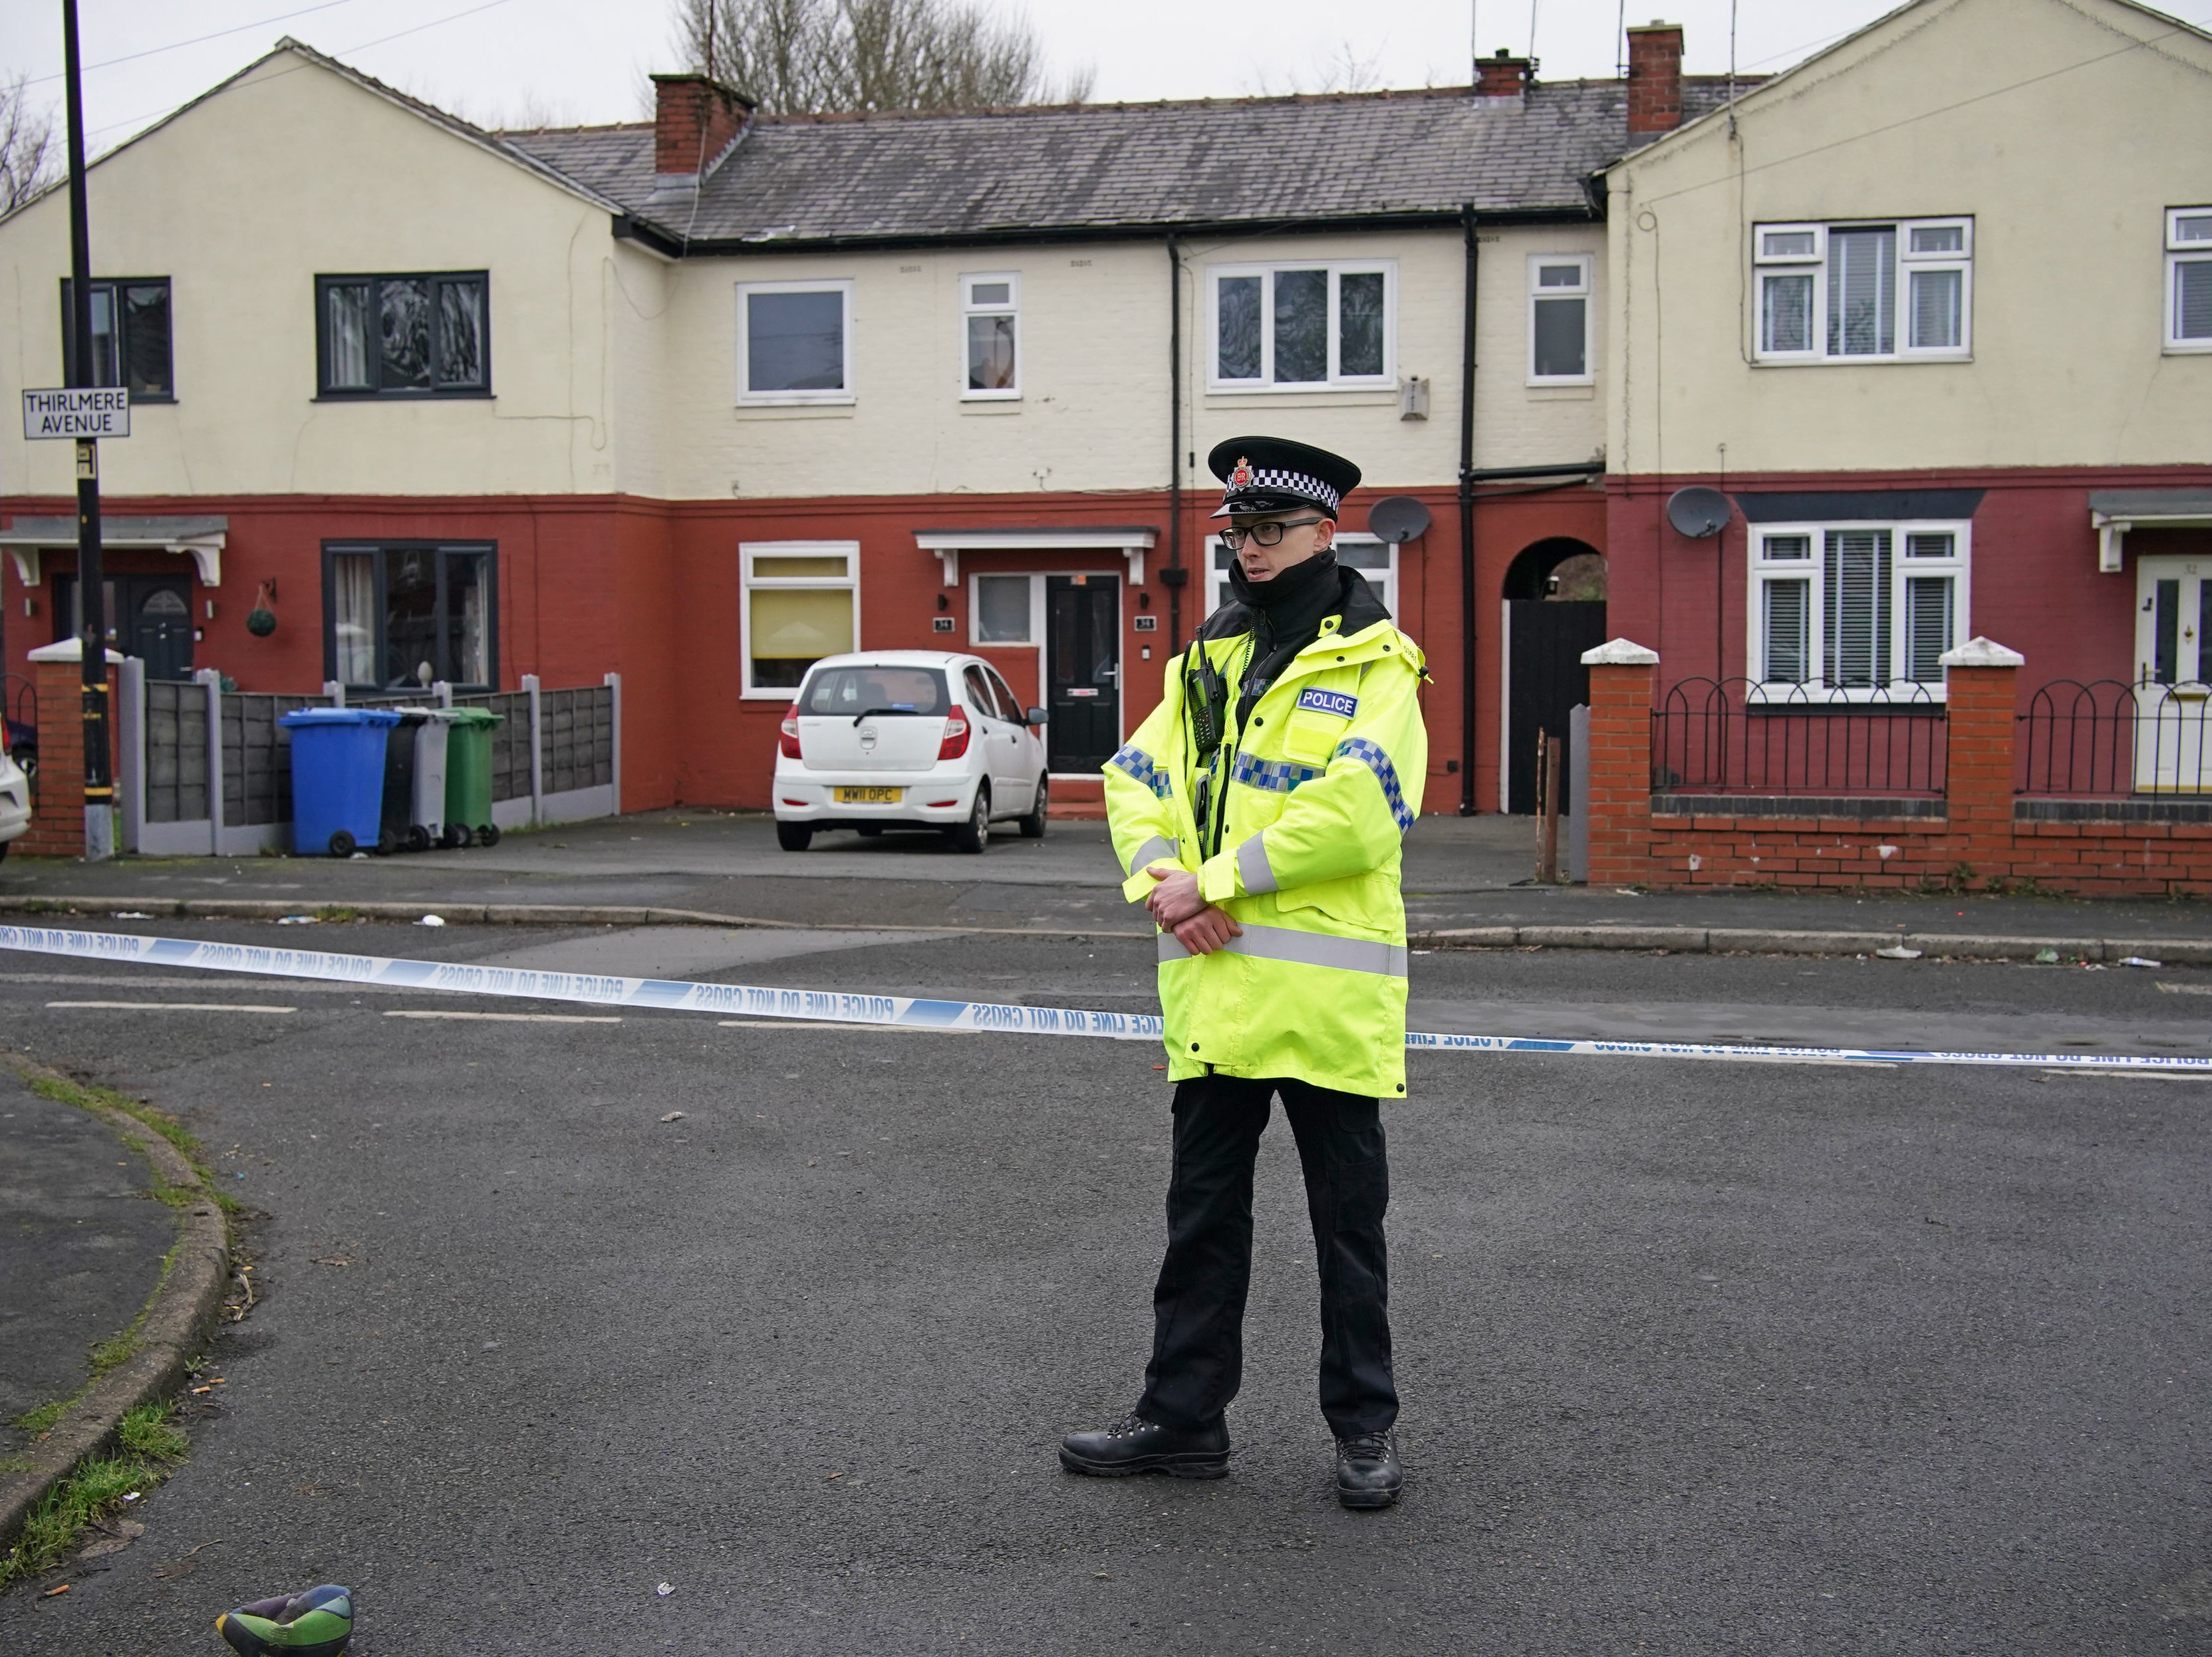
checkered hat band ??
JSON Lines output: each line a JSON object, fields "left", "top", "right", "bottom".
{"left": 1227, "top": 467, "right": 1340, "bottom": 513}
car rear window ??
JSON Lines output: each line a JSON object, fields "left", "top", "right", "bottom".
{"left": 801, "top": 666, "right": 950, "bottom": 715}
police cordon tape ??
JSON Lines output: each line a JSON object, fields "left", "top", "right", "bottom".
{"left": 3, "top": 923, "right": 2210, "bottom": 1074}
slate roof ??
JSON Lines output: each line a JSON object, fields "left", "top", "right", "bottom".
{"left": 507, "top": 77, "right": 1746, "bottom": 251}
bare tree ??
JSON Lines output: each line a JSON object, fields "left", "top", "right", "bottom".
{"left": 0, "top": 75, "right": 58, "bottom": 217}
{"left": 1246, "top": 39, "right": 1389, "bottom": 97}
{"left": 673, "top": 0, "right": 1092, "bottom": 114}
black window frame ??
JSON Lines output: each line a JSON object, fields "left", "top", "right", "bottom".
{"left": 314, "top": 271, "right": 492, "bottom": 400}
{"left": 59, "top": 275, "right": 176, "bottom": 402}
{"left": 321, "top": 540, "right": 499, "bottom": 692}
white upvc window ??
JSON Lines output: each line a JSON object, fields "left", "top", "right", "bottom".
{"left": 960, "top": 271, "right": 1020, "bottom": 398}
{"left": 1753, "top": 219, "right": 1973, "bottom": 363}
{"left": 1207, "top": 261, "right": 1395, "bottom": 390}
{"left": 2166, "top": 206, "right": 2212, "bottom": 352}
{"left": 740, "top": 541, "right": 859, "bottom": 697}
{"left": 1527, "top": 253, "right": 1593, "bottom": 383}
{"left": 1206, "top": 535, "right": 1397, "bottom": 616}
{"left": 736, "top": 279, "right": 855, "bottom": 405}
{"left": 1748, "top": 521, "right": 1970, "bottom": 697}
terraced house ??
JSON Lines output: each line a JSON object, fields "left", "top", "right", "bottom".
{"left": 0, "top": 25, "right": 1735, "bottom": 819}
{"left": 1, "top": 0, "right": 2201, "bottom": 834}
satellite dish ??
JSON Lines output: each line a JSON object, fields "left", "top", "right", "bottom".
{"left": 1366, "top": 496, "right": 1433, "bottom": 544}
{"left": 1665, "top": 486, "right": 1732, "bottom": 539}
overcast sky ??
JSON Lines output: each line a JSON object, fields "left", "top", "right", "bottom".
{"left": 3, "top": 0, "right": 2209, "bottom": 146}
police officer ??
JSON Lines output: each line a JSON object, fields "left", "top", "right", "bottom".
{"left": 1063, "top": 436, "right": 1429, "bottom": 1509}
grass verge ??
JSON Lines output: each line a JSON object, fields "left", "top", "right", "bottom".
{"left": 0, "top": 1403, "right": 190, "bottom": 1594}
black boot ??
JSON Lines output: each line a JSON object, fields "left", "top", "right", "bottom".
{"left": 1060, "top": 1412, "right": 1230, "bottom": 1479}
{"left": 1334, "top": 1430, "right": 1402, "bottom": 1508}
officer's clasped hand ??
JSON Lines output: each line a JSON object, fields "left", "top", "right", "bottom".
{"left": 1145, "top": 865, "right": 1243, "bottom": 956}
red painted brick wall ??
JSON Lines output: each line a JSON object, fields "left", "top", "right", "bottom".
{"left": 1590, "top": 647, "right": 2212, "bottom": 898}
{"left": 19, "top": 658, "right": 116, "bottom": 858}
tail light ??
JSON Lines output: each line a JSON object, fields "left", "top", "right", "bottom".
{"left": 779, "top": 702, "right": 801, "bottom": 759}
{"left": 938, "top": 707, "right": 971, "bottom": 761}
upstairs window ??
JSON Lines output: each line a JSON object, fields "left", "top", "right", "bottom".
{"left": 1208, "top": 261, "right": 1394, "bottom": 390}
{"left": 59, "top": 277, "right": 173, "bottom": 400}
{"left": 1754, "top": 220, "right": 1971, "bottom": 362}
{"left": 961, "top": 272, "right": 1020, "bottom": 398}
{"left": 738, "top": 280, "right": 853, "bottom": 404}
{"left": 1527, "top": 254, "right": 1593, "bottom": 382}
{"left": 1750, "top": 521, "right": 1969, "bottom": 696}
{"left": 2167, "top": 206, "right": 2212, "bottom": 351}
{"left": 317, "top": 273, "right": 488, "bottom": 397}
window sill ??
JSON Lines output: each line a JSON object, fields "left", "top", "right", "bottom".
{"left": 1524, "top": 381, "right": 1595, "bottom": 398}
{"left": 1748, "top": 354, "right": 1973, "bottom": 368}
{"left": 314, "top": 390, "right": 494, "bottom": 402}
{"left": 125, "top": 393, "right": 178, "bottom": 405}
{"left": 959, "top": 400, "right": 1024, "bottom": 416}
{"left": 737, "top": 393, "right": 857, "bottom": 407}
{"left": 2162, "top": 341, "right": 2212, "bottom": 354}
{"left": 734, "top": 401, "right": 857, "bottom": 422}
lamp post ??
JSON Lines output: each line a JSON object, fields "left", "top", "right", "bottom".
{"left": 61, "top": 0, "right": 113, "bottom": 860}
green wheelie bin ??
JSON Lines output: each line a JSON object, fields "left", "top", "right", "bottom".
{"left": 441, "top": 706, "right": 504, "bottom": 848}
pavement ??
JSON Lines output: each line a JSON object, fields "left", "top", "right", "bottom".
{"left": 0, "top": 1072, "right": 178, "bottom": 1464}
{"left": 5, "top": 807, "right": 2212, "bottom": 943}
{"left": 1, "top": 917, "right": 2209, "bottom": 1652}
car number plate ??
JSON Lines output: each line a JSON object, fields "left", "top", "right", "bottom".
{"left": 835, "top": 786, "right": 904, "bottom": 804}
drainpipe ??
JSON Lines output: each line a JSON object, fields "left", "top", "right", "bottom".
{"left": 1166, "top": 235, "right": 1184, "bottom": 652}
{"left": 1458, "top": 204, "right": 1478, "bottom": 815}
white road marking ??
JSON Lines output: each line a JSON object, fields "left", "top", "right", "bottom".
{"left": 2040, "top": 1067, "right": 2212, "bottom": 1081}
{"left": 2157, "top": 982, "right": 2212, "bottom": 996}
{"left": 46, "top": 1001, "right": 295, "bottom": 1013}
{"left": 383, "top": 1011, "right": 621, "bottom": 1023}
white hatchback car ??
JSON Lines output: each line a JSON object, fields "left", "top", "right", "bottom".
{"left": 0, "top": 749, "right": 29, "bottom": 858}
{"left": 771, "top": 650, "right": 1049, "bottom": 852}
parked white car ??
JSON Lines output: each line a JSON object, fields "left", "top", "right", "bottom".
{"left": 771, "top": 651, "right": 1049, "bottom": 852}
{"left": 0, "top": 749, "right": 29, "bottom": 858}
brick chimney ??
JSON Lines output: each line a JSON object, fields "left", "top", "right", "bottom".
{"left": 1475, "top": 49, "right": 1532, "bottom": 98}
{"left": 1625, "top": 21, "right": 1685, "bottom": 136}
{"left": 650, "top": 72, "right": 753, "bottom": 182}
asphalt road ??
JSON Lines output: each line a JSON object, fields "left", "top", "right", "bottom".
{"left": 3, "top": 921, "right": 2210, "bottom": 1654}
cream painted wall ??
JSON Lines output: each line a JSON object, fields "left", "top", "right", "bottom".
{"left": 0, "top": 51, "right": 624, "bottom": 499}
{"left": 1605, "top": 0, "right": 2212, "bottom": 476}
{"left": 667, "top": 223, "right": 1606, "bottom": 501}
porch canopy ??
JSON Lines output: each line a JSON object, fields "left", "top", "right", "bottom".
{"left": 912, "top": 527, "right": 1157, "bottom": 588}
{"left": 2090, "top": 490, "right": 2212, "bottom": 573}
{"left": 0, "top": 515, "right": 228, "bottom": 589}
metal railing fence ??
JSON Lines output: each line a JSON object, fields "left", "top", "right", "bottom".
{"left": 2017, "top": 679, "right": 2212, "bottom": 797}
{"left": 1651, "top": 678, "right": 1947, "bottom": 797}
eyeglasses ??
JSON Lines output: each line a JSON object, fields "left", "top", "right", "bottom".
{"left": 1220, "top": 518, "right": 1324, "bottom": 551}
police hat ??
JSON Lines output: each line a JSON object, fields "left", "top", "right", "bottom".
{"left": 1206, "top": 436, "right": 1362, "bottom": 521}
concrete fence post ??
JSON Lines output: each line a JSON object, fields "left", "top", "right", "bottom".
{"left": 605, "top": 671, "right": 622, "bottom": 818}
{"left": 198, "top": 669, "right": 226, "bottom": 852}
{"left": 1579, "top": 638, "right": 1661, "bottom": 888}
{"left": 322, "top": 681, "right": 345, "bottom": 708}
{"left": 433, "top": 680, "right": 454, "bottom": 708}
{"left": 118, "top": 657, "right": 146, "bottom": 855}
{"left": 1939, "top": 638, "right": 2025, "bottom": 886}
{"left": 522, "top": 673, "right": 543, "bottom": 828}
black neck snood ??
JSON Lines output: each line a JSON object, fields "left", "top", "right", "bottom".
{"left": 1226, "top": 547, "right": 1344, "bottom": 724}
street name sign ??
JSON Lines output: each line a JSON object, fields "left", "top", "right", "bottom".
{"left": 22, "top": 387, "right": 130, "bottom": 440}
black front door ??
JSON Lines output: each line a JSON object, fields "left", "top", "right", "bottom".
{"left": 55, "top": 573, "right": 196, "bottom": 680}
{"left": 1506, "top": 599, "right": 1607, "bottom": 813}
{"left": 1045, "top": 574, "right": 1119, "bottom": 773}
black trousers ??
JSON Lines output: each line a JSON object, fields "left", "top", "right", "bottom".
{"left": 1137, "top": 1074, "right": 1398, "bottom": 1438}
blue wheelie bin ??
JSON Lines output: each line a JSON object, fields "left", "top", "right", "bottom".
{"left": 281, "top": 707, "right": 401, "bottom": 857}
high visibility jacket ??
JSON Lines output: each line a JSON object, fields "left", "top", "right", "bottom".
{"left": 1103, "top": 586, "right": 1429, "bottom": 1100}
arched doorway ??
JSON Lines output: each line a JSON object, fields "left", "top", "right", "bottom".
{"left": 1502, "top": 539, "right": 1607, "bottom": 813}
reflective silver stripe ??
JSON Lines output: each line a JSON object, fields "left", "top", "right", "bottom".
{"left": 1236, "top": 832, "right": 1278, "bottom": 895}
{"left": 1128, "top": 835, "right": 1180, "bottom": 877}
{"left": 1157, "top": 922, "right": 1406, "bottom": 977}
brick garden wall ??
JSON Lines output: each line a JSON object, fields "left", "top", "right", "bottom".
{"left": 1585, "top": 643, "right": 2212, "bottom": 898}
{"left": 19, "top": 656, "right": 117, "bottom": 858}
